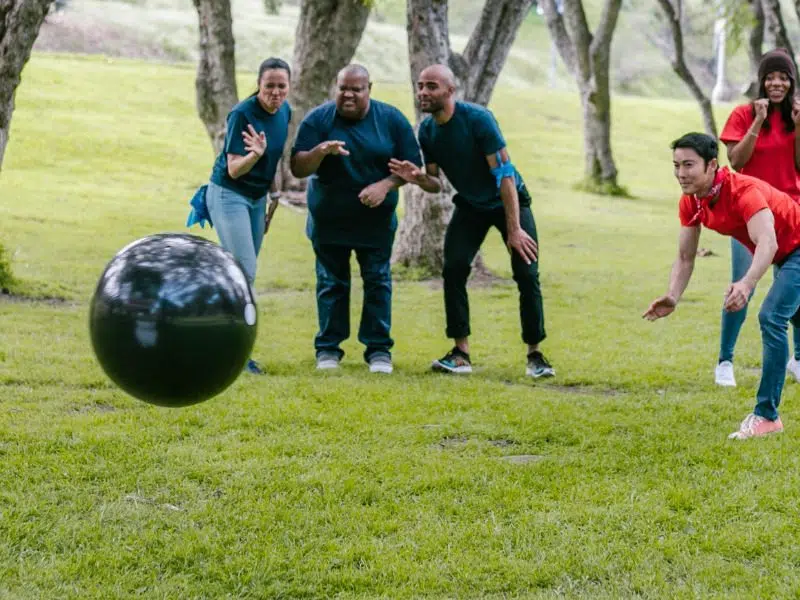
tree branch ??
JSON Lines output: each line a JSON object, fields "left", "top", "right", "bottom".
{"left": 590, "top": 0, "right": 623, "bottom": 54}
{"left": 538, "top": 0, "right": 577, "bottom": 74}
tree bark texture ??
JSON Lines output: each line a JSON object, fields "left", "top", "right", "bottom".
{"left": 744, "top": 0, "right": 764, "bottom": 99}
{"left": 392, "top": 0, "right": 533, "bottom": 274}
{"left": 655, "top": 0, "right": 717, "bottom": 137}
{"left": 762, "top": 0, "right": 797, "bottom": 74}
{"left": 192, "top": 0, "right": 238, "bottom": 155}
{"left": 0, "top": 0, "right": 53, "bottom": 173}
{"left": 279, "top": 0, "right": 370, "bottom": 190}
{"left": 539, "top": 0, "right": 622, "bottom": 189}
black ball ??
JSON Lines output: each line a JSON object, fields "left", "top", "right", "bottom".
{"left": 89, "top": 233, "right": 258, "bottom": 407}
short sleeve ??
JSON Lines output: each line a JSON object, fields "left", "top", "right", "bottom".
{"left": 678, "top": 195, "right": 700, "bottom": 227}
{"left": 291, "top": 111, "right": 323, "bottom": 156}
{"left": 719, "top": 105, "right": 753, "bottom": 144}
{"left": 417, "top": 123, "right": 434, "bottom": 166}
{"left": 223, "top": 110, "right": 248, "bottom": 156}
{"left": 735, "top": 184, "right": 770, "bottom": 222}
{"left": 391, "top": 110, "right": 423, "bottom": 167}
{"left": 473, "top": 108, "right": 506, "bottom": 156}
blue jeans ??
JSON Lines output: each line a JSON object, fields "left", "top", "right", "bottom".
{"left": 205, "top": 181, "right": 267, "bottom": 284}
{"left": 720, "top": 238, "right": 800, "bottom": 362}
{"left": 754, "top": 248, "right": 800, "bottom": 420}
{"left": 312, "top": 241, "right": 393, "bottom": 362}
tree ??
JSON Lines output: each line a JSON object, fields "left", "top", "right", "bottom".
{"left": 654, "top": 0, "right": 717, "bottom": 137}
{"left": 762, "top": 0, "right": 797, "bottom": 73}
{"left": 0, "top": 0, "right": 54, "bottom": 173}
{"left": 392, "top": 0, "right": 534, "bottom": 275}
{"left": 192, "top": 0, "right": 238, "bottom": 154}
{"left": 744, "top": 0, "right": 765, "bottom": 98}
{"left": 279, "top": 0, "right": 371, "bottom": 191}
{"left": 538, "top": 0, "right": 624, "bottom": 194}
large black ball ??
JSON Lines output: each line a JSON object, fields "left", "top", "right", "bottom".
{"left": 89, "top": 233, "right": 257, "bottom": 407}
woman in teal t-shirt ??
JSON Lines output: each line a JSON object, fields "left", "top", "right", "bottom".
{"left": 188, "top": 57, "right": 293, "bottom": 375}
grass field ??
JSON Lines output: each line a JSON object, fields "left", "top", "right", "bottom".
{"left": 2, "top": 54, "right": 800, "bottom": 598}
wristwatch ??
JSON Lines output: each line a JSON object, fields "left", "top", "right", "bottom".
{"left": 269, "top": 191, "right": 281, "bottom": 200}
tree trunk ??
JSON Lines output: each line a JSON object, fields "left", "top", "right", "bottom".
{"left": 192, "top": 0, "right": 238, "bottom": 155}
{"left": 393, "top": 0, "right": 534, "bottom": 275}
{"left": 744, "top": 0, "right": 765, "bottom": 99}
{"left": 279, "top": 0, "right": 371, "bottom": 191}
{"left": 540, "top": 0, "right": 623, "bottom": 192}
{"left": 0, "top": 0, "right": 53, "bottom": 173}
{"left": 655, "top": 0, "right": 717, "bottom": 137}
{"left": 762, "top": 0, "right": 797, "bottom": 73}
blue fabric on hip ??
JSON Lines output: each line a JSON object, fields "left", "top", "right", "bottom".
{"left": 186, "top": 184, "right": 213, "bottom": 229}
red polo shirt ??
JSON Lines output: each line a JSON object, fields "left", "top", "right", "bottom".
{"left": 720, "top": 104, "right": 800, "bottom": 200}
{"left": 679, "top": 169, "right": 800, "bottom": 264}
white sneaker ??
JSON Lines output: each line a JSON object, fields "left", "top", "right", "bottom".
{"left": 368, "top": 353, "right": 393, "bottom": 374}
{"left": 787, "top": 357, "right": 800, "bottom": 383}
{"left": 715, "top": 361, "right": 736, "bottom": 387}
{"left": 316, "top": 351, "right": 341, "bottom": 370}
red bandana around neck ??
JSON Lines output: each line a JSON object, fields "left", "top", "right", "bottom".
{"left": 688, "top": 166, "right": 729, "bottom": 225}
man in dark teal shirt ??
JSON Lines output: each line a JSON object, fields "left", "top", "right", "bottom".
{"left": 390, "top": 64, "right": 555, "bottom": 378}
{"left": 291, "top": 64, "right": 422, "bottom": 374}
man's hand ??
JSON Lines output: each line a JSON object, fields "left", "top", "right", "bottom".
{"left": 506, "top": 228, "right": 538, "bottom": 264}
{"left": 643, "top": 295, "right": 677, "bottom": 321}
{"left": 724, "top": 280, "right": 753, "bottom": 312}
{"left": 359, "top": 180, "right": 391, "bottom": 208}
{"left": 243, "top": 124, "right": 267, "bottom": 157}
{"left": 388, "top": 159, "right": 423, "bottom": 184}
{"left": 317, "top": 140, "right": 350, "bottom": 156}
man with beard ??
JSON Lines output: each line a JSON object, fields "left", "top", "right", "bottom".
{"left": 389, "top": 64, "right": 555, "bottom": 378}
{"left": 291, "top": 64, "right": 422, "bottom": 374}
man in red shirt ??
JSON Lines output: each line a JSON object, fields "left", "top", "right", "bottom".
{"left": 644, "top": 132, "right": 800, "bottom": 439}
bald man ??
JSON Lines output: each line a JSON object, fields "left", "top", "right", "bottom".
{"left": 291, "top": 64, "right": 422, "bottom": 374}
{"left": 390, "top": 64, "right": 554, "bottom": 378}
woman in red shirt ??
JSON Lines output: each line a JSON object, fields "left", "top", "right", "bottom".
{"left": 716, "top": 48, "right": 800, "bottom": 387}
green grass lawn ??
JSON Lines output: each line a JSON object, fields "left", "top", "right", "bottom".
{"left": 3, "top": 54, "right": 800, "bottom": 599}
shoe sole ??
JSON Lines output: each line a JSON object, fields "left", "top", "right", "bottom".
{"left": 728, "top": 427, "right": 784, "bottom": 440}
{"left": 316, "top": 362, "right": 340, "bottom": 370}
{"left": 715, "top": 380, "right": 736, "bottom": 387}
{"left": 526, "top": 367, "right": 555, "bottom": 378}
{"left": 431, "top": 361, "right": 472, "bottom": 374}
{"left": 369, "top": 365, "right": 393, "bottom": 374}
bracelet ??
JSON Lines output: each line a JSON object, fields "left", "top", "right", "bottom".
{"left": 269, "top": 191, "right": 281, "bottom": 200}
{"left": 746, "top": 130, "right": 759, "bottom": 138}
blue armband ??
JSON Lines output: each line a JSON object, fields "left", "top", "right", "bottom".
{"left": 490, "top": 151, "right": 516, "bottom": 189}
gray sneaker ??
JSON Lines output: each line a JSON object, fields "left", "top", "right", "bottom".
{"left": 368, "top": 353, "right": 393, "bottom": 374}
{"left": 316, "top": 351, "right": 341, "bottom": 370}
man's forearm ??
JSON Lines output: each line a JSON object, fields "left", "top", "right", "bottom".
{"left": 667, "top": 257, "right": 695, "bottom": 302}
{"left": 741, "top": 240, "right": 778, "bottom": 288}
{"left": 291, "top": 148, "right": 325, "bottom": 178}
{"left": 500, "top": 177, "right": 521, "bottom": 231}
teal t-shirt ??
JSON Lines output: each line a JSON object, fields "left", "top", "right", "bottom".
{"left": 210, "top": 96, "right": 292, "bottom": 200}
{"left": 291, "top": 99, "right": 421, "bottom": 247}
{"left": 418, "top": 101, "right": 527, "bottom": 211}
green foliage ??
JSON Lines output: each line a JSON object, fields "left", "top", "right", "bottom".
{"left": 0, "top": 243, "right": 15, "bottom": 291}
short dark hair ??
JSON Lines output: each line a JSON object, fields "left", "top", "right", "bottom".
{"left": 671, "top": 132, "right": 718, "bottom": 165}
{"left": 257, "top": 57, "right": 291, "bottom": 83}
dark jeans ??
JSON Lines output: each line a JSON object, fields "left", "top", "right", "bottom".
{"left": 312, "top": 241, "right": 393, "bottom": 362}
{"left": 442, "top": 200, "right": 546, "bottom": 345}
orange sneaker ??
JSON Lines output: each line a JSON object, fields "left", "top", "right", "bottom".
{"left": 728, "top": 413, "right": 784, "bottom": 440}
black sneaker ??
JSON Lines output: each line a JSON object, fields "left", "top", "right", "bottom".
{"left": 244, "top": 358, "right": 266, "bottom": 375}
{"left": 526, "top": 351, "right": 555, "bottom": 378}
{"left": 432, "top": 347, "right": 472, "bottom": 374}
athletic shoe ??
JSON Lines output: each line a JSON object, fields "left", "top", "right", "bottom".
{"left": 244, "top": 359, "right": 265, "bottom": 375}
{"left": 316, "top": 351, "right": 341, "bottom": 370}
{"left": 715, "top": 360, "right": 736, "bottom": 387}
{"left": 432, "top": 347, "right": 472, "bottom": 374}
{"left": 728, "top": 413, "right": 784, "bottom": 440}
{"left": 526, "top": 350, "right": 555, "bottom": 378}
{"left": 788, "top": 356, "right": 800, "bottom": 383}
{"left": 368, "top": 353, "right": 393, "bottom": 374}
